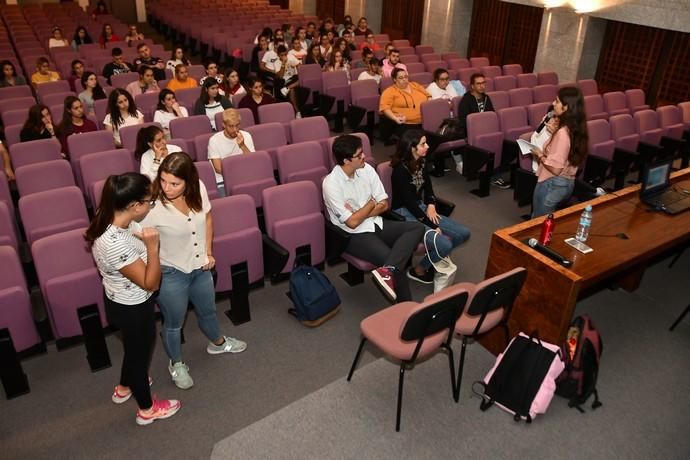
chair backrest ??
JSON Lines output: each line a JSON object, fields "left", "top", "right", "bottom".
{"left": 110, "top": 72, "right": 139, "bottom": 90}
{"left": 603, "top": 91, "right": 629, "bottom": 115}
{"left": 493, "top": 75, "right": 516, "bottom": 92}
{"left": 214, "top": 107, "right": 255, "bottom": 132}
{"left": 502, "top": 64, "right": 522, "bottom": 76}
{"left": 275, "top": 141, "right": 327, "bottom": 184}
{"left": 0, "top": 202, "right": 19, "bottom": 255}
{"left": 532, "top": 84, "right": 557, "bottom": 104}
{"left": 193, "top": 132, "right": 215, "bottom": 162}
{"left": 400, "top": 292, "right": 467, "bottom": 349}
{"left": 469, "top": 57, "right": 490, "bottom": 68}
{"left": 19, "top": 186, "right": 89, "bottom": 247}
{"left": 15, "top": 159, "right": 75, "bottom": 197}
{"left": 609, "top": 113, "right": 640, "bottom": 151}
{"left": 516, "top": 73, "right": 538, "bottom": 88}
{"left": 262, "top": 181, "right": 322, "bottom": 233}
{"left": 409, "top": 72, "right": 432, "bottom": 86}
{"left": 120, "top": 122, "right": 161, "bottom": 153}
{"left": 625, "top": 89, "right": 648, "bottom": 112}
{"left": 527, "top": 102, "right": 552, "bottom": 129}
{"left": 508, "top": 87, "right": 533, "bottom": 107}
{"left": 135, "top": 91, "right": 161, "bottom": 120}
{"left": 485, "top": 91, "right": 509, "bottom": 111}
{"left": 289, "top": 116, "right": 330, "bottom": 144}
{"left": 1, "top": 108, "right": 30, "bottom": 127}
{"left": 577, "top": 79, "right": 598, "bottom": 96}
{"left": 678, "top": 101, "right": 690, "bottom": 124}
{"left": 194, "top": 161, "right": 221, "bottom": 200}
{"left": 0, "top": 170, "right": 14, "bottom": 215}
{"left": 497, "top": 106, "right": 531, "bottom": 141}
{"left": 169, "top": 114, "right": 212, "bottom": 140}
{"left": 0, "top": 85, "right": 33, "bottom": 100}
{"left": 258, "top": 102, "right": 295, "bottom": 124}
{"left": 0, "top": 97, "right": 36, "bottom": 117}
{"left": 481, "top": 65, "right": 501, "bottom": 79}
{"left": 405, "top": 62, "right": 424, "bottom": 73}
{"left": 420, "top": 99, "right": 451, "bottom": 132}
{"left": 537, "top": 71, "right": 559, "bottom": 86}
{"left": 174, "top": 87, "right": 201, "bottom": 111}
{"left": 9, "top": 138, "right": 62, "bottom": 169}
{"left": 81, "top": 149, "right": 135, "bottom": 205}
{"left": 221, "top": 150, "right": 276, "bottom": 206}
{"left": 36, "top": 80, "right": 71, "bottom": 102}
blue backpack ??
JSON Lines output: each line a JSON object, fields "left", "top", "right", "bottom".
{"left": 288, "top": 265, "right": 341, "bottom": 327}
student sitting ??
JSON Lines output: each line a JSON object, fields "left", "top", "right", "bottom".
{"left": 56, "top": 96, "right": 98, "bottom": 157}
{"left": 31, "top": 57, "right": 60, "bottom": 87}
{"left": 103, "top": 88, "right": 145, "bottom": 147}
{"left": 193, "top": 78, "right": 232, "bottom": 131}
{"left": 153, "top": 89, "right": 189, "bottom": 139}
{"left": 126, "top": 66, "right": 160, "bottom": 96}
{"left": 166, "top": 64, "right": 198, "bottom": 92}
{"left": 20, "top": 104, "right": 56, "bottom": 143}
{"left": 207, "top": 108, "right": 255, "bottom": 186}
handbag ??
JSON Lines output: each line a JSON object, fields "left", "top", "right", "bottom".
{"left": 423, "top": 229, "right": 457, "bottom": 292}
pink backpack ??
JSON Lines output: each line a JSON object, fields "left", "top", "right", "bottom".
{"left": 475, "top": 332, "right": 564, "bottom": 422}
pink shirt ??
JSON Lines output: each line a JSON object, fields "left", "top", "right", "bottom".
{"left": 536, "top": 127, "right": 578, "bottom": 182}
{"left": 382, "top": 59, "right": 407, "bottom": 78}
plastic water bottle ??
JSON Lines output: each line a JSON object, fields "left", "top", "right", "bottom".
{"left": 575, "top": 205, "right": 593, "bottom": 242}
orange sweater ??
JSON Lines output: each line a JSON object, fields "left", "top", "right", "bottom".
{"left": 379, "top": 82, "right": 430, "bottom": 125}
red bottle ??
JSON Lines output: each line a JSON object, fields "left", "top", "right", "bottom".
{"left": 539, "top": 213, "right": 555, "bottom": 245}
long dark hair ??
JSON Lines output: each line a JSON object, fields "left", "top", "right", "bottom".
{"left": 106, "top": 88, "right": 139, "bottom": 129}
{"left": 169, "top": 47, "right": 190, "bottom": 65}
{"left": 151, "top": 152, "right": 202, "bottom": 212}
{"left": 22, "top": 104, "right": 51, "bottom": 133}
{"left": 72, "top": 26, "right": 93, "bottom": 45}
{"left": 1, "top": 60, "right": 18, "bottom": 81}
{"left": 199, "top": 77, "right": 221, "bottom": 105}
{"left": 100, "top": 23, "right": 114, "bottom": 42}
{"left": 555, "top": 86, "right": 588, "bottom": 168}
{"left": 134, "top": 125, "right": 164, "bottom": 161}
{"left": 84, "top": 173, "right": 152, "bottom": 246}
{"left": 390, "top": 129, "right": 425, "bottom": 173}
{"left": 156, "top": 88, "right": 176, "bottom": 112}
{"left": 81, "top": 71, "right": 106, "bottom": 99}
{"left": 57, "top": 96, "right": 83, "bottom": 137}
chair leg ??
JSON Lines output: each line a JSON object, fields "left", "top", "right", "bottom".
{"left": 396, "top": 363, "right": 407, "bottom": 432}
{"left": 443, "top": 344, "right": 458, "bottom": 402}
{"left": 669, "top": 304, "right": 690, "bottom": 331}
{"left": 454, "top": 337, "right": 468, "bottom": 401}
{"left": 347, "top": 338, "right": 367, "bottom": 381}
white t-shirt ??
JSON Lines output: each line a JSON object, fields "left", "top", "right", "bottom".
{"left": 153, "top": 107, "right": 189, "bottom": 131}
{"left": 103, "top": 110, "right": 145, "bottom": 145}
{"left": 287, "top": 48, "right": 306, "bottom": 66}
{"left": 426, "top": 81, "right": 460, "bottom": 101}
{"left": 207, "top": 130, "right": 255, "bottom": 183}
{"left": 358, "top": 71, "right": 382, "bottom": 84}
{"left": 139, "top": 143, "right": 183, "bottom": 180}
{"left": 140, "top": 182, "right": 212, "bottom": 274}
{"left": 48, "top": 38, "right": 68, "bottom": 48}
{"left": 205, "top": 101, "right": 225, "bottom": 130}
{"left": 92, "top": 221, "right": 152, "bottom": 305}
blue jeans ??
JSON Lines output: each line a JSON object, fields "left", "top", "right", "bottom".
{"left": 394, "top": 203, "right": 471, "bottom": 270}
{"left": 532, "top": 176, "right": 575, "bottom": 218}
{"left": 157, "top": 266, "right": 222, "bottom": 363}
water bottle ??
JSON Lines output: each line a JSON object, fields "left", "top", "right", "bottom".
{"left": 575, "top": 205, "right": 593, "bottom": 242}
{"left": 539, "top": 213, "right": 555, "bottom": 245}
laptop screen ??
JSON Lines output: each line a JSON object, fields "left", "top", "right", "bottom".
{"left": 641, "top": 160, "right": 672, "bottom": 195}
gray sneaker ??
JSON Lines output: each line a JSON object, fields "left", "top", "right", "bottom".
{"left": 168, "top": 361, "right": 193, "bottom": 390}
{"left": 207, "top": 336, "right": 247, "bottom": 355}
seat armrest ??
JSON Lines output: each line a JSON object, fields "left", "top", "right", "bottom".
{"left": 583, "top": 154, "right": 611, "bottom": 186}
{"left": 382, "top": 210, "right": 404, "bottom": 221}
{"left": 325, "top": 219, "right": 351, "bottom": 263}
{"left": 461, "top": 144, "right": 495, "bottom": 177}
{"left": 434, "top": 196, "right": 455, "bottom": 216}
{"left": 262, "top": 234, "right": 289, "bottom": 277}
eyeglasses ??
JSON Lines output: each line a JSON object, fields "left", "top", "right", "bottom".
{"left": 438, "top": 77, "right": 449, "bottom": 81}
{"left": 146, "top": 199, "right": 156, "bottom": 208}
{"left": 474, "top": 80, "right": 487, "bottom": 85}
{"left": 351, "top": 152, "right": 365, "bottom": 160}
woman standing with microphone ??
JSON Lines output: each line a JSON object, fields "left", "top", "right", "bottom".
{"left": 86, "top": 173, "right": 181, "bottom": 426}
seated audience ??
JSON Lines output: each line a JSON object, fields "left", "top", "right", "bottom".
{"left": 355, "top": 47, "right": 374, "bottom": 69}
{"left": 390, "top": 129, "right": 471, "bottom": 283}
{"left": 199, "top": 61, "right": 227, "bottom": 95}
{"left": 67, "top": 59, "right": 85, "bottom": 92}
{"left": 326, "top": 50, "right": 350, "bottom": 83}
{"left": 125, "top": 24, "right": 145, "bottom": 45}
{"left": 287, "top": 37, "right": 307, "bottom": 66}
{"left": 359, "top": 33, "right": 380, "bottom": 51}
{"left": 269, "top": 29, "right": 285, "bottom": 51}
{"left": 135, "top": 125, "right": 183, "bottom": 180}
{"left": 71, "top": 26, "right": 93, "bottom": 51}
{"left": 379, "top": 68, "right": 430, "bottom": 143}
{"left": 79, "top": 71, "right": 107, "bottom": 117}
{"left": 319, "top": 18, "right": 336, "bottom": 37}
{"left": 0, "top": 60, "right": 27, "bottom": 87}
{"left": 261, "top": 44, "right": 301, "bottom": 113}
{"left": 225, "top": 70, "right": 246, "bottom": 98}
{"left": 102, "top": 47, "right": 134, "bottom": 85}
{"left": 103, "top": 88, "right": 145, "bottom": 147}
{"left": 92, "top": 1, "right": 108, "bottom": 19}
{"left": 338, "top": 15, "right": 354, "bottom": 36}
{"left": 48, "top": 27, "right": 70, "bottom": 48}
{"left": 358, "top": 58, "right": 382, "bottom": 84}
{"left": 207, "top": 108, "right": 255, "bottom": 185}
{"left": 238, "top": 78, "right": 275, "bottom": 123}
{"left": 250, "top": 35, "right": 270, "bottom": 75}
{"left": 342, "top": 30, "right": 357, "bottom": 50}
{"left": 322, "top": 134, "right": 424, "bottom": 302}
{"left": 20, "top": 104, "right": 56, "bottom": 143}
{"left": 296, "top": 26, "right": 309, "bottom": 51}
{"left": 427, "top": 68, "right": 463, "bottom": 102}
{"left": 305, "top": 22, "right": 317, "bottom": 42}
{"left": 134, "top": 44, "right": 166, "bottom": 81}
{"left": 382, "top": 48, "right": 407, "bottom": 78}
{"left": 57, "top": 96, "right": 98, "bottom": 157}
{"left": 318, "top": 35, "right": 333, "bottom": 61}
{"left": 153, "top": 89, "right": 188, "bottom": 138}
{"left": 31, "top": 57, "right": 60, "bottom": 87}
{"left": 193, "top": 77, "right": 232, "bottom": 130}
{"left": 333, "top": 38, "right": 352, "bottom": 64}
{"left": 126, "top": 66, "right": 160, "bottom": 96}
{"left": 167, "top": 64, "right": 198, "bottom": 92}
{"left": 1, "top": 140, "right": 13, "bottom": 181}
{"left": 99, "top": 23, "right": 120, "bottom": 47}
{"left": 166, "top": 47, "right": 191, "bottom": 71}
{"left": 354, "top": 17, "right": 373, "bottom": 36}
{"left": 305, "top": 43, "right": 326, "bottom": 67}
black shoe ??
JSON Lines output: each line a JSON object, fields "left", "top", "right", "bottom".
{"left": 491, "top": 177, "right": 511, "bottom": 189}
{"left": 407, "top": 267, "right": 434, "bottom": 285}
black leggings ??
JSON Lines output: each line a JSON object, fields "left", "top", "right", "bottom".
{"left": 105, "top": 296, "right": 156, "bottom": 410}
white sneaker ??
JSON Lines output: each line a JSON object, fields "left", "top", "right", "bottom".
{"left": 280, "top": 87, "right": 289, "bottom": 97}
{"left": 595, "top": 187, "right": 607, "bottom": 196}
{"left": 456, "top": 159, "right": 464, "bottom": 175}
{"left": 168, "top": 361, "right": 193, "bottom": 390}
{"left": 207, "top": 336, "right": 247, "bottom": 354}
{"left": 296, "top": 111, "right": 302, "bottom": 119}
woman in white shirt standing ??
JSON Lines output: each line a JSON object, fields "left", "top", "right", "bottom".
{"left": 103, "top": 88, "right": 145, "bottom": 147}
{"left": 153, "top": 89, "right": 188, "bottom": 139}
{"left": 86, "top": 172, "right": 180, "bottom": 426}
{"left": 135, "top": 125, "right": 182, "bottom": 180}
{"left": 142, "top": 153, "right": 247, "bottom": 390}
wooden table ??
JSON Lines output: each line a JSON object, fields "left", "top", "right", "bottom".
{"left": 480, "top": 169, "right": 690, "bottom": 355}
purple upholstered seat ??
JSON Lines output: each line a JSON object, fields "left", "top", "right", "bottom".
{"left": 502, "top": 64, "right": 523, "bottom": 76}
{"left": 485, "top": 91, "right": 509, "bottom": 111}
{"left": 634, "top": 109, "right": 663, "bottom": 145}
{"left": 516, "top": 73, "right": 538, "bottom": 88}
{"left": 609, "top": 114, "right": 641, "bottom": 152}
{"left": 221, "top": 149, "right": 277, "bottom": 208}
{"left": 469, "top": 57, "right": 490, "bottom": 68}
{"left": 194, "top": 161, "right": 221, "bottom": 200}
{"left": 0, "top": 201, "right": 19, "bottom": 255}
{"left": 9, "top": 138, "right": 62, "bottom": 169}
{"left": 587, "top": 119, "right": 616, "bottom": 162}
{"left": 532, "top": 84, "right": 557, "bottom": 104}
{"left": 322, "top": 71, "right": 351, "bottom": 115}
{"left": 493, "top": 75, "right": 516, "bottom": 92}
{"left": 577, "top": 79, "right": 598, "bottom": 96}
{"left": 169, "top": 115, "right": 212, "bottom": 158}
{"left": 19, "top": 186, "right": 90, "bottom": 247}
{"left": 481, "top": 66, "right": 501, "bottom": 79}
{"left": 467, "top": 111, "right": 504, "bottom": 169}
{"left": 656, "top": 105, "right": 685, "bottom": 140}
{"left": 527, "top": 102, "right": 552, "bottom": 129}
{"left": 584, "top": 94, "right": 609, "bottom": 121}
{"left": 15, "top": 159, "right": 74, "bottom": 197}
{"left": 35, "top": 80, "right": 71, "bottom": 103}
{"left": 420, "top": 99, "right": 466, "bottom": 154}
{"left": 67, "top": 130, "right": 117, "bottom": 190}
{"left": 258, "top": 102, "right": 295, "bottom": 142}
{"left": 120, "top": 122, "right": 161, "bottom": 154}
{"left": 289, "top": 116, "right": 332, "bottom": 166}
{"left": 245, "top": 122, "right": 288, "bottom": 171}
{"left": 602, "top": 91, "right": 630, "bottom": 117}
{"left": 497, "top": 106, "right": 532, "bottom": 141}
{"left": 537, "top": 71, "right": 559, "bottom": 86}
{"left": 625, "top": 89, "right": 650, "bottom": 114}
{"left": 275, "top": 141, "right": 328, "bottom": 200}
{"left": 81, "top": 149, "right": 135, "bottom": 207}
{"left": 508, "top": 87, "right": 533, "bottom": 107}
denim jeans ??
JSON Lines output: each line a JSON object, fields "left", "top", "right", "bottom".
{"left": 157, "top": 266, "right": 222, "bottom": 363}
{"left": 394, "top": 203, "right": 471, "bottom": 270}
{"left": 532, "top": 176, "right": 575, "bottom": 218}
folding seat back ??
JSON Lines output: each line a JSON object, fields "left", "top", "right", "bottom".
{"left": 169, "top": 115, "right": 212, "bottom": 158}
{"left": 0, "top": 97, "right": 36, "bottom": 117}
{"left": 0, "top": 245, "right": 41, "bottom": 352}
{"left": 245, "top": 122, "right": 288, "bottom": 171}
{"left": 81, "top": 149, "right": 135, "bottom": 207}
{"left": 0, "top": 85, "right": 33, "bottom": 100}
{"left": 609, "top": 114, "right": 640, "bottom": 151}
{"left": 15, "top": 159, "right": 74, "bottom": 197}
{"left": 322, "top": 71, "right": 351, "bottom": 114}
{"left": 537, "top": 71, "right": 559, "bottom": 86}
{"left": 323, "top": 132, "right": 375, "bottom": 170}
{"left": 174, "top": 87, "right": 201, "bottom": 112}
{"left": 448, "top": 58, "right": 470, "bottom": 71}
{"left": 584, "top": 94, "right": 608, "bottom": 121}
{"left": 193, "top": 132, "right": 215, "bottom": 162}
{"left": 289, "top": 116, "right": 331, "bottom": 164}
{"left": 481, "top": 66, "right": 501, "bottom": 79}
{"left": 110, "top": 72, "right": 139, "bottom": 90}
{"left": 222, "top": 150, "right": 276, "bottom": 207}
{"left": 634, "top": 109, "right": 663, "bottom": 145}
{"left": 298, "top": 63, "right": 324, "bottom": 102}
{"left": 194, "top": 161, "right": 221, "bottom": 201}
{"left": 502, "top": 64, "right": 522, "bottom": 76}
{"left": 497, "top": 106, "right": 532, "bottom": 141}
{"left": 577, "top": 79, "right": 598, "bottom": 96}
{"left": 486, "top": 91, "right": 509, "bottom": 111}
{"left": 31, "top": 228, "right": 106, "bottom": 340}
{"left": 467, "top": 111, "right": 503, "bottom": 168}
{"left": 94, "top": 99, "right": 108, "bottom": 129}
{"left": 397, "top": 47, "right": 415, "bottom": 56}
{"left": 527, "top": 102, "right": 552, "bottom": 129}
{"left": 493, "top": 75, "right": 516, "bottom": 92}
{"left": 441, "top": 52, "right": 461, "bottom": 63}
{"left": 134, "top": 91, "right": 160, "bottom": 121}
{"left": 262, "top": 181, "right": 325, "bottom": 273}
{"left": 419, "top": 53, "right": 440, "bottom": 64}
{"left": 19, "top": 186, "right": 90, "bottom": 247}
{"left": 656, "top": 105, "right": 684, "bottom": 140}
{"left": 400, "top": 55, "right": 420, "bottom": 66}
{"left": 470, "top": 57, "right": 489, "bottom": 68}
{"left": 1, "top": 108, "right": 30, "bottom": 127}
{"left": 508, "top": 87, "right": 532, "bottom": 107}
{"left": 211, "top": 194, "right": 264, "bottom": 292}
{"left": 214, "top": 108, "right": 255, "bottom": 133}
{"left": 187, "top": 65, "right": 206, "bottom": 81}
{"left": 678, "top": 101, "right": 690, "bottom": 128}
{"left": 458, "top": 67, "right": 479, "bottom": 84}
{"left": 120, "top": 122, "right": 161, "bottom": 154}
{"left": 602, "top": 91, "right": 629, "bottom": 117}
{"left": 423, "top": 60, "right": 446, "bottom": 74}
{"left": 587, "top": 119, "right": 615, "bottom": 162}
{"left": 404, "top": 61, "right": 424, "bottom": 73}
{"left": 275, "top": 141, "right": 328, "bottom": 190}
{"left": 9, "top": 138, "right": 62, "bottom": 169}
{"left": 415, "top": 45, "right": 434, "bottom": 56}
{"left": 0, "top": 202, "right": 19, "bottom": 255}
{"left": 36, "top": 80, "right": 71, "bottom": 103}
{"left": 350, "top": 79, "right": 380, "bottom": 114}
{"left": 532, "top": 84, "right": 557, "bottom": 104}
{"left": 408, "top": 72, "right": 432, "bottom": 86}
{"left": 258, "top": 102, "right": 295, "bottom": 142}
{"left": 625, "top": 89, "right": 649, "bottom": 113}
{"left": 67, "top": 130, "right": 116, "bottom": 189}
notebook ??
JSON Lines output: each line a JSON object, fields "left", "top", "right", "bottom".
{"left": 639, "top": 159, "right": 690, "bottom": 214}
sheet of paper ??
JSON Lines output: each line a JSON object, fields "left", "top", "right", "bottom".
{"left": 517, "top": 139, "right": 539, "bottom": 156}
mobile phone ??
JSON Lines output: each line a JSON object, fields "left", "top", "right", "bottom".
{"left": 565, "top": 237, "right": 593, "bottom": 254}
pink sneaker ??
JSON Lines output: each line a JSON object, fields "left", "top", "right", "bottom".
{"left": 136, "top": 398, "right": 181, "bottom": 426}
{"left": 372, "top": 266, "right": 396, "bottom": 301}
{"left": 111, "top": 376, "right": 153, "bottom": 404}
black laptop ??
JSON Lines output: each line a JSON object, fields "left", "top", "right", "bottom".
{"left": 640, "top": 159, "right": 690, "bottom": 214}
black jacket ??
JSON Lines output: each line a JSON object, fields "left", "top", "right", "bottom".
{"left": 390, "top": 161, "right": 438, "bottom": 229}
{"left": 457, "top": 92, "right": 495, "bottom": 138}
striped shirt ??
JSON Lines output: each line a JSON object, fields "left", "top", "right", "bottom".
{"left": 93, "top": 222, "right": 153, "bottom": 305}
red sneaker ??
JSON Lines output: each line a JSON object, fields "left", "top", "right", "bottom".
{"left": 136, "top": 398, "right": 181, "bottom": 426}
{"left": 372, "top": 266, "right": 396, "bottom": 301}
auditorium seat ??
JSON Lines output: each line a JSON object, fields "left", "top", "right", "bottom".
{"left": 448, "top": 58, "right": 470, "bottom": 71}
{"left": 516, "top": 73, "right": 538, "bottom": 88}
{"left": 9, "top": 138, "right": 62, "bottom": 170}
{"left": 80, "top": 149, "right": 135, "bottom": 207}
{"left": 537, "top": 71, "right": 559, "bottom": 86}
{"left": 577, "top": 79, "right": 598, "bottom": 96}
{"left": 110, "top": 73, "right": 139, "bottom": 90}
{"left": 405, "top": 62, "right": 424, "bottom": 73}
{"left": 634, "top": 109, "right": 663, "bottom": 145}
{"left": 502, "top": 64, "right": 523, "bottom": 76}
{"left": 498, "top": 107, "right": 533, "bottom": 141}
{"left": 298, "top": 64, "right": 324, "bottom": 105}
{"left": 322, "top": 71, "right": 351, "bottom": 116}
{"left": 508, "top": 87, "right": 533, "bottom": 107}
{"left": 399, "top": 55, "right": 420, "bottom": 65}
{"left": 625, "top": 89, "right": 650, "bottom": 113}
{"left": 214, "top": 108, "right": 255, "bottom": 131}
{"left": 486, "top": 91, "right": 509, "bottom": 110}
{"left": 15, "top": 159, "right": 74, "bottom": 197}
{"left": 0, "top": 85, "right": 33, "bottom": 100}
{"left": 169, "top": 115, "right": 213, "bottom": 158}
{"left": 409, "top": 72, "right": 433, "bottom": 86}
{"left": 532, "top": 84, "right": 557, "bottom": 104}
{"left": 0, "top": 202, "right": 19, "bottom": 256}
{"left": 493, "top": 75, "right": 517, "bottom": 92}
{"left": 602, "top": 91, "right": 630, "bottom": 117}
{"left": 678, "top": 101, "right": 690, "bottom": 129}
{"left": 68, "top": 131, "right": 117, "bottom": 189}
{"left": 221, "top": 150, "right": 276, "bottom": 208}
{"left": 193, "top": 132, "right": 214, "bottom": 162}
{"left": 290, "top": 116, "right": 331, "bottom": 165}
{"left": 469, "top": 57, "right": 489, "bottom": 68}
{"left": 481, "top": 66, "right": 502, "bottom": 79}
{"left": 421, "top": 99, "right": 466, "bottom": 159}
{"left": 35, "top": 80, "right": 71, "bottom": 103}
{"left": 609, "top": 114, "right": 642, "bottom": 152}
{"left": 1, "top": 108, "right": 29, "bottom": 127}
{"left": 19, "top": 186, "right": 89, "bottom": 247}
{"left": 275, "top": 141, "right": 328, "bottom": 200}
{"left": 258, "top": 102, "right": 295, "bottom": 142}
{"left": 656, "top": 105, "right": 686, "bottom": 140}
{"left": 120, "top": 122, "right": 161, "bottom": 154}
{"left": 527, "top": 102, "right": 552, "bottom": 129}
{"left": 584, "top": 94, "right": 609, "bottom": 121}
{"left": 419, "top": 53, "right": 441, "bottom": 64}
{"left": 415, "top": 45, "right": 434, "bottom": 56}
{"left": 423, "top": 60, "right": 446, "bottom": 74}
{"left": 0, "top": 97, "right": 36, "bottom": 118}
{"left": 441, "top": 52, "right": 462, "bottom": 64}
{"left": 245, "top": 122, "right": 288, "bottom": 171}
{"left": 466, "top": 111, "right": 504, "bottom": 196}
{"left": 135, "top": 92, "right": 161, "bottom": 121}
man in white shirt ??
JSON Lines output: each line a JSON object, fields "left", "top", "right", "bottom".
{"left": 426, "top": 68, "right": 464, "bottom": 102}
{"left": 261, "top": 44, "right": 301, "bottom": 114}
{"left": 357, "top": 58, "right": 382, "bottom": 85}
{"left": 207, "top": 108, "right": 255, "bottom": 185}
{"left": 322, "top": 135, "right": 424, "bottom": 302}
{"left": 287, "top": 37, "right": 306, "bottom": 66}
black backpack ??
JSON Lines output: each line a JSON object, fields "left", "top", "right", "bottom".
{"left": 288, "top": 265, "right": 340, "bottom": 327}
{"left": 438, "top": 118, "right": 464, "bottom": 140}
{"left": 555, "top": 314, "right": 603, "bottom": 412}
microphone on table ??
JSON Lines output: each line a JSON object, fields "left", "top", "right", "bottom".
{"left": 536, "top": 107, "right": 555, "bottom": 134}
{"left": 527, "top": 238, "right": 573, "bottom": 267}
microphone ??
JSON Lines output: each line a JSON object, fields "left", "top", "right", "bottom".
{"left": 527, "top": 238, "right": 573, "bottom": 267}
{"left": 536, "top": 108, "right": 555, "bottom": 134}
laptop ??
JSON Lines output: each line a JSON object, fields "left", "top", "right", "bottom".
{"left": 640, "top": 159, "right": 690, "bottom": 214}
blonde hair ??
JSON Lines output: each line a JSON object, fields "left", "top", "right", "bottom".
{"left": 222, "top": 108, "right": 241, "bottom": 125}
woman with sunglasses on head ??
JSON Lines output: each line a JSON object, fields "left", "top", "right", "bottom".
{"left": 135, "top": 125, "right": 182, "bottom": 180}
{"left": 85, "top": 172, "right": 181, "bottom": 426}
{"left": 141, "top": 153, "right": 247, "bottom": 390}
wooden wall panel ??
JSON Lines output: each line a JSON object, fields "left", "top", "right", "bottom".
{"left": 316, "top": 0, "right": 345, "bottom": 23}
{"left": 655, "top": 32, "right": 690, "bottom": 106}
{"left": 502, "top": 3, "right": 543, "bottom": 72}
{"left": 381, "top": 0, "right": 425, "bottom": 46}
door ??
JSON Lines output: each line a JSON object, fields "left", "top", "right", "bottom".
{"left": 381, "top": 0, "right": 425, "bottom": 46}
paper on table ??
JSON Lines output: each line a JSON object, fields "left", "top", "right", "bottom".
{"left": 517, "top": 139, "right": 539, "bottom": 156}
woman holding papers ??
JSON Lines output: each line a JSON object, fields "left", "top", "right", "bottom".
{"left": 531, "top": 87, "right": 588, "bottom": 217}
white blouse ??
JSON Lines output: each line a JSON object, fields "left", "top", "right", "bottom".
{"left": 103, "top": 110, "right": 145, "bottom": 145}
{"left": 139, "top": 143, "right": 183, "bottom": 180}
{"left": 153, "top": 107, "right": 189, "bottom": 132}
